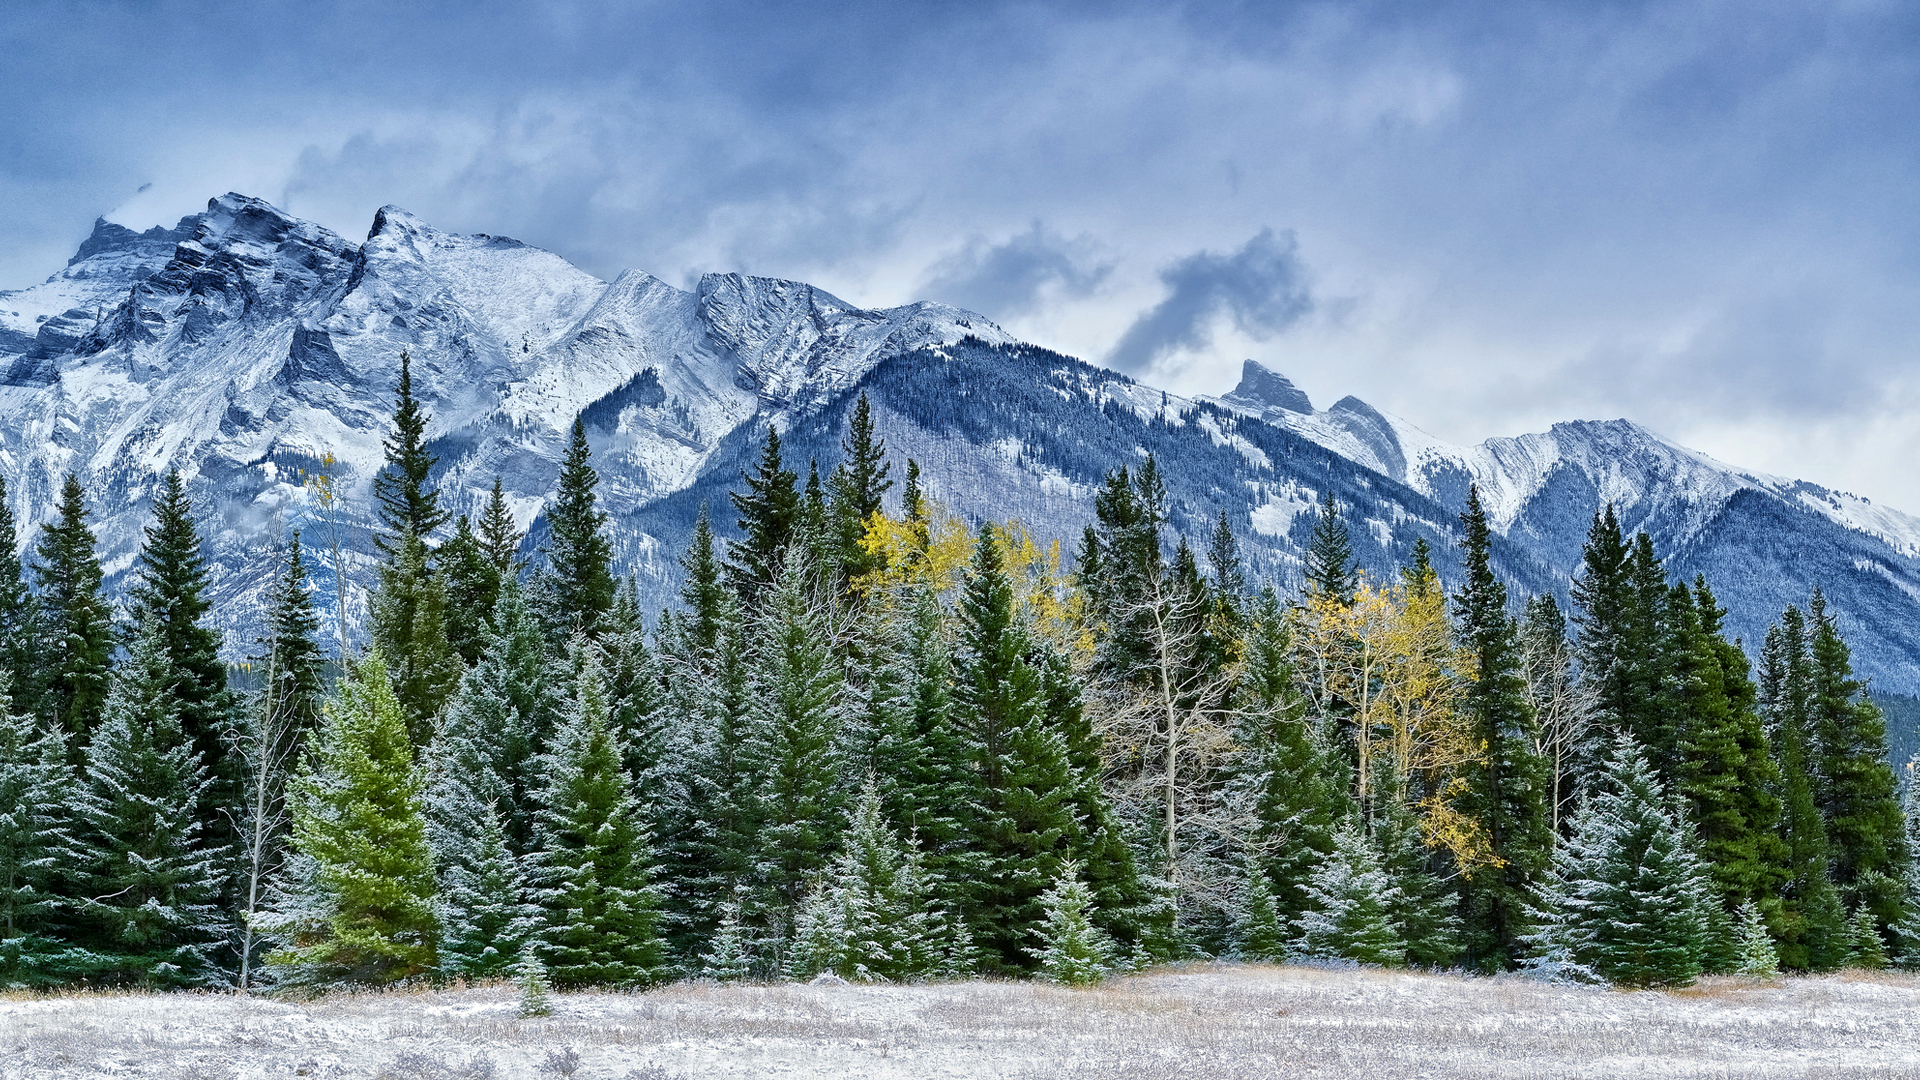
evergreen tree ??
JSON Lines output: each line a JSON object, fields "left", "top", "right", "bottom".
{"left": 1033, "top": 861, "right": 1116, "bottom": 985}
{"left": 530, "top": 649, "right": 664, "bottom": 988}
{"left": 32, "top": 474, "right": 114, "bottom": 742}
{"left": 369, "top": 532, "right": 461, "bottom": 750}
{"left": 1080, "top": 459, "right": 1169, "bottom": 681}
{"left": 437, "top": 579, "right": 560, "bottom": 854}
{"left": 790, "top": 777, "right": 944, "bottom": 982}
{"left": 1847, "top": 905, "right": 1889, "bottom": 969}
{"left": 0, "top": 670, "right": 72, "bottom": 987}
{"left": 1453, "top": 485, "right": 1552, "bottom": 972}
{"left": 1762, "top": 607, "right": 1848, "bottom": 971}
{"left": 1376, "top": 799, "right": 1461, "bottom": 968}
{"left": 1622, "top": 534, "right": 1678, "bottom": 772}
{"left": 1569, "top": 505, "right": 1634, "bottom": 785}
{"left": 728, "top": 425, "right": 801, "bottom": 606}
{"left": 266, "top": 650, "right": 436, "bottom": 985}
{"left": 516, "top": 948, "right": 553, "bottom": 1017}
{"left": 477, "top": 476, "right": 524, "bottom": 574}
{"left": 256, "top": 533, "right": 327, "bottom": 743}
{"left": 371, "top": 350, "right": 449, "bottom": 550}
{"left": 1233, "top": 863, "right": 1287, "bottom": 962}
{"left": 1528, "top": 735, "right": 1708, "bottom": 989}
{"left": 827, "top": 393, "right": 893, "bottom": 585}
{"left": 1294, "top": 824, "right": 1405, "bottom": 966}
{"left": 0, "top": 476, "right": 44, "bottom": 725}
{"left": 744, "top": 548, "right": 848, "bottom": 942}
{"left": 539, "top": 419, "right": 618, "bottom": 641}
{"left": 71, "top": 624, "right": 224, "bottom": 987}
{"left": 1733, "top": 899, "right": 1780, "bottom": 977}
{"left": 438, "top": 515, "right": 500, "bottom": 667}
{"left": 701, "top": 894, "right": 756, "bottom": 982}
{"left": 678, "top": 507, "right": 729, "bottom": 663}
{"left": 1303, "top": 489, "right": 1357, "bottom": 606}
{"left": 1806, "top": 591, "right": 1906, "bottom": 929}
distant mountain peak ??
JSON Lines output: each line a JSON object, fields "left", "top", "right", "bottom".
{"left": 1223, "top": 359, "right": 1313, "bottom": 414}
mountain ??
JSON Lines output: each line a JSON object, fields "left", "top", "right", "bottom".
{"left": 2, "top": 194, "right": 1916, "bottom": 692}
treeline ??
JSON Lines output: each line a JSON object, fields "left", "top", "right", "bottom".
{"left": 0, "top": 355, "right": 1912, "bottom": 993}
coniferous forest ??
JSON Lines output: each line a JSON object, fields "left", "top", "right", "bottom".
{"left": 0, "top": 358, "right": 1913, "bottom": 994}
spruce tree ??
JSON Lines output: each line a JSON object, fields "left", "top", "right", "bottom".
{"left": 1294, "top": 825, "right": 1405, "bottom": 966}
{"left": 32, "top": 474, "right": 114, "bottom": 742}
{"left": 478, "top": 476, "right": 525, "bottom": 575}
{"left": 678, "top": 507, "right": 729, "bottom": 663}
{"left": 266, "top": 650, "right": 437, "bottom": 985}
{"left": 71, "top": 624, "right": 224, "bottom": 987}
{"left": 1569, "top": 504, "right": 1633, "bottom": 785}
{"left": 827, "top": 393, "right": 893, "bottom": 585}
{"left": 1034, "top": 861, "right": 1116, "bottom": 985}
{"left": 1233, "top": 863, "right": 1287, "bottom": 962}
{"left": 256, "top": 533, "right": 327, "bottom": 744}
{"left": 0, "top": 476, "right": 44, "bottom": 725}
{"left": 530, "top": 648, "right": 664, "bottom": 987}
{"left": 1733, "top": 899, "right": 1780, "bottom": 977}
{"left": 1806, "top": 591, "right": 1906, "bottom": 930}
{"left": 437, "top": 578, "right": 560, "bottom": 854}
{"left": 126, "top": 468, "right": 235, "bottom": 838}
{"left": 1762, "top": 607, "right": 1847, "bottom": 970}
{"left": 369, "top": 532, "right": 461, "bottom": 750}
{"left": 1303, "top": 489, "right": 1357, "bottom": 606}
{"left": 1453, "top": 485, "right": 1552, "bottom": 972}
{"left": 790, "top": 777, "right": 944, "bottom": 982}
{"left": 371, "top": 350, "right": 449, "bottom": 551}
{"left": 1376, "top": 799, "right": 1461, "bottom": 968}
{"left": 539, "top": 419, "right": 618, "bottom": 641}
{"left": 0, "top": 669, "right": 72, "bottom": 987}
{"left": 438, "top": 514, "right": 500, "bottom": 667}
{"left": 1529, "top": 735, "right": 1708, "bottom": 989}
{"left": 1080, "top": 459, "right": 1169, "bottom": 681}
{"left": 728, "top": 425, "right": 800, "bottom": 605}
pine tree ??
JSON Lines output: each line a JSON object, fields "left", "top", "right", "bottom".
{"left": 828, "top": 393, "right": 893, "bottom": 585}
{"left": 1528, "top": 735, "right": 1708, "bottom": 989}
{"left": 1733, "top": 899, "right": 1780, "bottom": 977}
{"left": 539, "top": 419, "right": 618, "bottom": 641}
{"left": 790, "top": 776, "right": 944, "bottom": 982}
{"left": 1033, "top": 861, "right": 1116, "bottom": 985}
{"left": 0, "top": 476, "right": 44, "bottom": 725}
{"left": 1303, "top": 489, "right": 1357, "bottom": 606}
{"left": 32, "top": 474, "right": 114, "bottom": 742}
{"left": 1294, "top": 824, "right": 1405, "bottom": 966}
{"left": 371, "top": 350, "right": 449, "bottom": 551}
{"left": 369, "top": 531, "right": 461, "bottom": 749}
{"left": 1806, "top": 591, "right": 1906, "bottom": 929}
{"left": 728, "top": 425, "right": 801, "bottom": 606}
{"left": 71, "top": 624, "right": 224, "bottom": 987}
{"left": 529, "top": 648, "right": 664, "bottom": 988}
{"left": 0, "top": 669, "right": 72, "bottom": 987}
{"left": 266, "top": 650, "right": 436, "bottom": 985}
{"left": 1453, "top": 485, "right": 1552, "bottom": 972}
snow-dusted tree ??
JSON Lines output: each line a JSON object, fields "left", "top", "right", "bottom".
{"left": 1034, "top": 861, "right": 1116, "bottom": 986}
{"left": 516, "top": 947, "right": 553, "bottom": 1017}
{"left": 264, "top": 649, "right": 436, "bottom": 986}
{"left": 1733, "top": 900, "right": 1780, "bottom": 977}
{"left": 0, "top": 669, "right": 72, "bottom": 987}
{"left": 1232, "top": 863, "right": 1286, "bottom": 962}
{"left": 71, "top": 623, "right": 225, "bottom": 987}
{"left": 369, "top": 530, "right": 460, "bottom": 749}
{"left": 438, "top": 579, "right": 560, "bottom": 853}
{"left": 1527, "top": 734, "right": 1708, "bottom": 989}
{"left": 790, "top": 777, "right": 944, "bottom": 982}
{"left": 33, "top": 473, "right": 114, "bottom": 741}
{"left": 529, "top": 647, "right": 664, "bottom": 988}
{"left": 1375, "top": 800, "right": 1460, "bottom": 968}
{"left": 1847, "top": 905, "right": 1888, "bottom": 969}
{"left": 1294, "top": 824, "right": 1404, "bottom": 967}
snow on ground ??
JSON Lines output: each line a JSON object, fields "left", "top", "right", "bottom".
{"left": 3, "top": 964, "right": 1920, "bottom": 1079}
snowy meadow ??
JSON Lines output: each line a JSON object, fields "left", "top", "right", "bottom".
{"left": 3, "top": 964, "right": 1919, "bottom": 1079}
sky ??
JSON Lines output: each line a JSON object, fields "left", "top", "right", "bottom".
{"left": 4, "top": 1, "right": 1920, "bottom": 507}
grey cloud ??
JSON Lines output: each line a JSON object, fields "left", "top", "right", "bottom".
{"left": 1107, "top": 229, "right": 1313, "bottom": 376}
{"left": 918, "top": 222, "right": 1112, "bottom": 320}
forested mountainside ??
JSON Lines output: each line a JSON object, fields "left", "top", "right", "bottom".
{"left": 3, "top": 193, "right": 1919, "bottom": 690}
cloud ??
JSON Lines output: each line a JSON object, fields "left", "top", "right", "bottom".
{"left": 1106, "top": 229, "right": 1313, "bottom": 377}
{"left": 918, "top": 222, "right": 1112, "bottom": 320}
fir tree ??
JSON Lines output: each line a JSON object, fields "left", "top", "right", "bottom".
{"left": 516, "top": 947, "right": 553, "bottom": 1016}
{"left": 1376, "top": 799, "right": 1461, "bottom": 968}
{"left": 1806, "top": 591, "right": 1906, "bottom": 928}
{"left": 1762, "top": 607, "right": 1848, "bottom": 971}
{"left": 790, "top": 777, "right": 944, "bottom": 982}
{"left": 678, "top": 506, "right": 729, "bottom": 663}
{"left": 438, "top": 514, "right": 500, "bottom": 667}
{"left": 728, "top": 425, "right": 801, "bottom": 606}
{"left": 530, "top": 648, "right": 664, "bottom": 988}
{"left": 538, "top": 419, "right": 618, "bottom": 641}
{"left": 1233, "top": 863, "right": 1286, "bottom": 962}
{"left": 369, "top": 532, "right": 461, "bottom": 750}
{"left": 0, "top": 476, "right": 44, "bottom": 725}
{"left": 701, "top": 893, "right": 756, "bottom": 982}
{"left": 477, "top": 476, "right": 524, "bottom": 575}
{"left": 71, "top": 624, "right": 224, "bottom": 987}
{"left": 1569, "top": 504, "right": 1634, "bottom": 785}
{"left": 1080, "top": 459, "right": 1169, "bottom": 682}
{"left": 256, "top": 534, "right": 327, "bottom": 744}
{"left": 371, "top": 350, "right": 449, "bottom": 550}
{"left": 32, "top": 474, "right": 113, "bottom": 742}
{"left": 266, "top": 650, "right": 436, "bottom": 986}
{"left": 1847, "top": 905, "right": 1888, "bottom": 970}
{"left": 1303, "top": 489, "right": 1357, "bottom": 606}
{"left": 1528, "top": 735, "right": 1708, "bottom": 989}
{"left": 425, "top": 681, "right": 537, "bottom": 981}
{"left": 0, "top": 670, "right": 72, "bottom": 987}
{"left": 1453, "top": 485, "right": 1552, "bottom": 972}
{"left": 1033, "top": 861, "right": 1116, "bottom": 985}
{"left": 1294, "top": 825, "right": 1405, "bottom": 967}
{"left": 437, "top": 578, "right": 560, "bottom": 854}
{"left": 828, "top": 393, "right": 893, "bottom": 584}
{"left": 126, "top": 468, "right": 232, "bottom": 778}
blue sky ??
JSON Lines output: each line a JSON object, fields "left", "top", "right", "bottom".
{"left": 5, "top": 1, "right": 1920, "bottom": 506}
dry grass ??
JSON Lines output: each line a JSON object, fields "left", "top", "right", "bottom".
{"left": 2, "top": 964, "right": 1919, "bottom": 1078}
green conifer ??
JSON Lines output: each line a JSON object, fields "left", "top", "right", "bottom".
{"left": 369, "top": 532, "right": 461, "bottom": 749}
{"left": 1295, "top": 825, "right": 1405, "bottom": 966}
{"left": 438, "top": 514, "right": 501, "bottom": 667}
{"left": 0, "top": 476, "right": 44, "bottom": 725}
{"left": 32, "top": 474, "right": 114, "bottom": 742}
{"left": 0, "top": 669, "right": 71, "bottom": 987}
{"left": 1303, "top": 489, "right": 1357, "bottom": 606}
{"left": 371, "top": 350, "right": 449, "bottom": 551}
{"left": 728, "top": 425, "right": 800, "bottom": 606}
{"left": 1034, "top": 861, "right": 1116, "bottom": 986}
{"left": 791, "top": 777, "right": 944, "bottom": 982}
{"left": 538, "top": 419, "right": 618, "bottom": 641}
